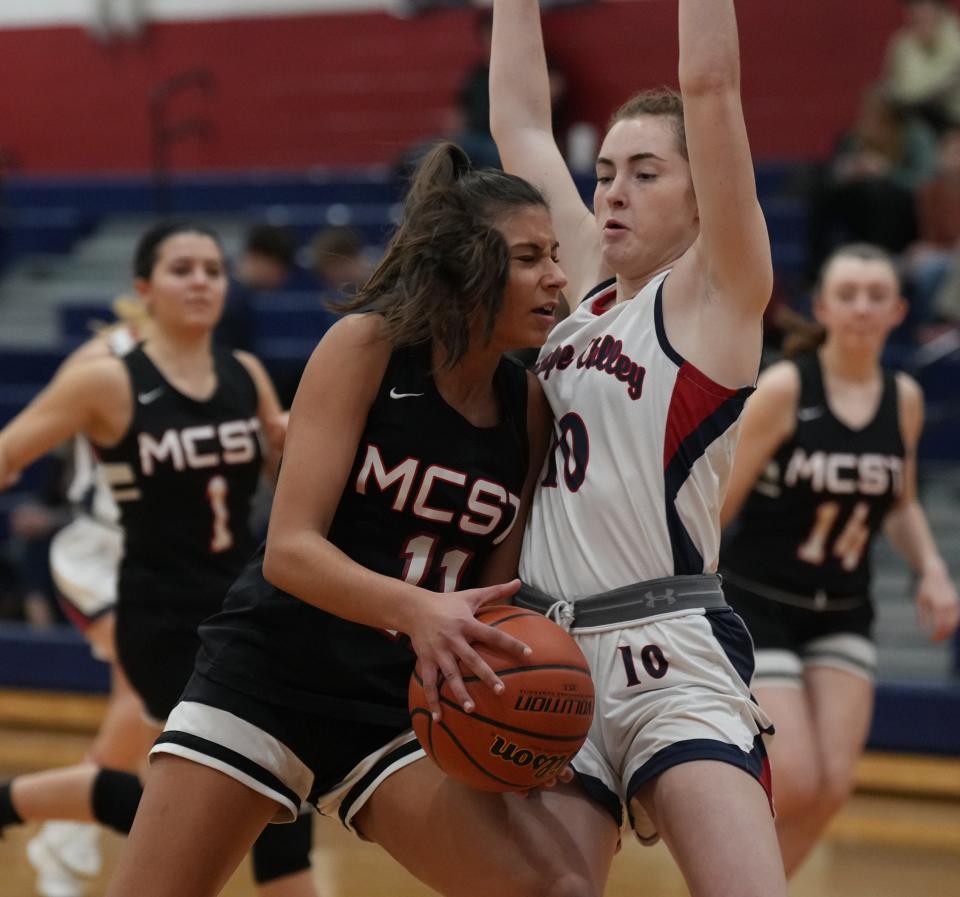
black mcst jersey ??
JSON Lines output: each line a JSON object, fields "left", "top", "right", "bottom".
{"left": 195, "top": 344, "right": 530, "bottom": 726}
{"left": 96, "top": 346, "right": 263, "bottom": 611}
{"left": 722, "top": 352, "right": 904, "bottom": 601}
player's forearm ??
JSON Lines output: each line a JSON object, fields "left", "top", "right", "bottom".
{"left": 490, "top": 0, "right": 553, "bottom": 139}
{"left": 678, "top": 0, "right": 740, "bottom": 94}
{"left": 884, "top": 502, "right": 948, "bottom": 577}
{"left": 262, "top": 529, "right": 426, "bottom": 633}
{"left": 0, "top": 441, "right": 16, "bottom": 489}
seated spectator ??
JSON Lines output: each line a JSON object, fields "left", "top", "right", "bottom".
{"left": 6, "top": 453, "right": 71, "bottom": 627}
{"left": 310, "top": 225, "right": 374, "bottom": 295}
{"left": 905, "top": 123, "right": 960, "bottom": 332}
{"left": 806, "top": 85, "right": 937, "bottom": 282}
{"left": 396, "top": 8, "right": 569, "bottom": 174}
{"left": 886, "top": 0, "right": 960, "bottom": 133}
{"left": 216, "top": 223, "right": 301, "bottom": 352}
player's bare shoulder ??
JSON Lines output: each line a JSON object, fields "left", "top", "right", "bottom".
{"left": 757, "top": 358, "right": 802, "bottom": 400}
{"left": 745, "top": 359, "right": 802, "bottom": 438}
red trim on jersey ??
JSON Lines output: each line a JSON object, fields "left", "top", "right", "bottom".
{"left": 760, "top": 752, "right": 775, "bottom": 814}
{"left": 662, "top": 362, "right": 739, "bottom": 470}
{"left": 590, "top": 286, "right": 617, "bottom": 316}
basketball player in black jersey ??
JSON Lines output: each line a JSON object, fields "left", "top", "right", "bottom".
{"left": 95, "top": 143, "right": 571, "bottom": 897}
{"left": 0, "top": 222, "right": 319, "bottom": 897}
{"left": 720, "top": 244, "right": 960, "bottom": 875}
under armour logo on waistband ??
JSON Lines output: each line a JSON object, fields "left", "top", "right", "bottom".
{"left": 643, "top": 589, "right": 676, "bottom": 608}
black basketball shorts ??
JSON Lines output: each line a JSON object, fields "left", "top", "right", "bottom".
{"left": 151, "top": 672, "right": 424, "bottom": 835}
{"left": 721, "top": 572, "right": 876, "bottom": 686}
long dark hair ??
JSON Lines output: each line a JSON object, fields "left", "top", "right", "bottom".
{"left": 782, "top": 243, "right": 899, "bottom": 358}
{"left": 133, "top": 220, "right": 223, "bottom": 281}
{"left": 334, "top": 142, "right": 548, "bottom": 367}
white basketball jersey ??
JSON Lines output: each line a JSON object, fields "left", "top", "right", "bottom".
{"left": 520, "top": 271, "right": 753, "bottom": 600}
{"left": 66, "top": 326, "right": 139, "bottom": 526}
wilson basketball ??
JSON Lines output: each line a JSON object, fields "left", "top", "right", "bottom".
{"left": 409, "top": 605, "right": 594, "bottom": 792}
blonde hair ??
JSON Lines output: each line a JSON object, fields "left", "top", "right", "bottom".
{"left": 89, "top": 294, "right": 151, "bottom": 341}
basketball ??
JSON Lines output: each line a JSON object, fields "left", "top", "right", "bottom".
{"left": 409, "top": 605, "right": 594, "bottom": 792}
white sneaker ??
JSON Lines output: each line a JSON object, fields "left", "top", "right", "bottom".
{"left": 26, "top": 822, "right": 102, "bottom": 897}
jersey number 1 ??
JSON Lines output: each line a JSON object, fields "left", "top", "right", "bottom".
{"left": 207, "top": 475, "right": 234, "bottom": 553}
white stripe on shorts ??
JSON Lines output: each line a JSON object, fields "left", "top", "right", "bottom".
{"left": 802, "top": 632, "right": 876, "bottom": 681}
{"left": 752, "top": 649, "right": 804, "bottom": 688}
{"left": 754, "top": 635, "right": 876, "bottom": 687}
{"left": 152, "top": 701, "right": 314, "bottom": 823}
{"left": 315, "top": 729, "right": 424, "bottom": 835}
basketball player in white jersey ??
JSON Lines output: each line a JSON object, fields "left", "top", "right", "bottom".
{"left": 27, "top": 312, "right": 157, "bottom": 897}
{"left": 487, "top": 1, "right": 787, "bottom": 894}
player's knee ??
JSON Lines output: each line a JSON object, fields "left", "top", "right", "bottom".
{"left": 251, "top": 813, "right": 313, "bottom": 884}
{"left": 504, "top": 870, "right": 599, "bottom": 897}
{"left": 771, "top": 755, "right": 821, "bottom": 818}
{"left": 817, "top": 761, "right": 856, "bottom": 815}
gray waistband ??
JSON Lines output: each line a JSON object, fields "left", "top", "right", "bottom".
{"left": 516, "top": 574, "right": 727, "bottom": 630}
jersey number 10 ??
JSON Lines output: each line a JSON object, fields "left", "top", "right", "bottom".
{"left": 541, "top": 412, "right": 590, "bottom": 492}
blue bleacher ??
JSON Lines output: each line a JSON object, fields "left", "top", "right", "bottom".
{"left": 0, "top": 348, "right": 66, "bottom": 386}
{"left": 58, "top": 304, "right": 115, "bottom": 346}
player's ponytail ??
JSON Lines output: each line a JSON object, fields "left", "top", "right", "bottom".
{"left": 333, "top": 141, "right": 547, "bottom": 368}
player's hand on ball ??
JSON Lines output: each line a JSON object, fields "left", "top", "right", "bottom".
{"left": 408, "top": 579, "right": 530, "bottom": 720}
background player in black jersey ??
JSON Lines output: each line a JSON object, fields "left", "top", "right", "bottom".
{"left": 0, "top": 222, "right": 320, "bottom": 897}
{"left": 720, "top": 243, "right": 960, "bottom": 876}
{"left": 95, "top": 142, "right": 573, "bottom": 897}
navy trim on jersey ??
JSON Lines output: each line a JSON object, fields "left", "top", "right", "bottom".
{"left": 625, "top": 736, "right": 770, "bottom": 806}
{"left": 337, "top": 737, "right": 423, "bottom": 828}
{"left": 154, "top": 730, "right": 302, "bottom": 811}
{"left": 705, "top": 607, "right": 756, "bottom": 688}
{"left": 580, "top": 277, "right": 617, "bottom": 306}
{"left": 663, "top": 392, "right": 748, "bottom": 574}
{"left": 573, "top": 770, "right": 623, "bottom": 828}
{"left": 653, "top": 279, "right": 685, "bottom": 367}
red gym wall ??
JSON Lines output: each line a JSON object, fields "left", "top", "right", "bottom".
{"left": 0, "top": 0, "right": 906, "bottom": 174}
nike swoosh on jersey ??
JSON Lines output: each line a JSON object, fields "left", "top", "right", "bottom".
{"left": 138, "top": 387, "right": 165, "bottom": 405}
{"left": 389, "top": 387, "right": 425, "bottom": 399}
{"left": 796, "top": 406, "right": 825, "bottom": 421}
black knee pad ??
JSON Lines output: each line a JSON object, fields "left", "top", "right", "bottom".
{"left": 251, "top": 811, "right": 313, "bottom": 884}
{"left": 90, "top": 768, "right": 142, "bottom": 834}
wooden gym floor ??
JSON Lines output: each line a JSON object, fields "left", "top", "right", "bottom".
{"left": 1, "top": 691, "right": 959, "bottom": 896}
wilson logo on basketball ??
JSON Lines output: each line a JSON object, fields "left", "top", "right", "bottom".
{"left": 513, "top": 694, "right": 594, "bottom": 716}
{"left": 488, "top": 736, "right": 573, "bottom": 780}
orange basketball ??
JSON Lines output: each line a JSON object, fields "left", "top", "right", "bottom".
{"left": 409, "top": 605, "right": 594, "bottom": 792}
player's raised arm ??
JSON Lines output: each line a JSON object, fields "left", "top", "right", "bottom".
{"left": 490, "top": 0, "right": 605, "bottom": 302}
{"left": 679, "top": 0, "right": 772, "bottom": 315}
